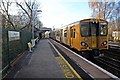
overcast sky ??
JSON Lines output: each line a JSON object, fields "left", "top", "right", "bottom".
{"left": 38, "top": 0, "right": 92, "bottom": 29}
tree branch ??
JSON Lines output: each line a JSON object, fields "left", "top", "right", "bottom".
{"left": 2, "top": 1, "right": 15, "bottom": 29}
{"left": 16, "top": 2, "right": 31, "bottom": 19}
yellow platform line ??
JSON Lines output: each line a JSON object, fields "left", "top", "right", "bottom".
{"left": 48, "top": 40, "right": 83, "bottom": 79}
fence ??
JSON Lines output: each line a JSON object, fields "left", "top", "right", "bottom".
{"left": 2, "top": 29, "right": 32, "bottom": 78}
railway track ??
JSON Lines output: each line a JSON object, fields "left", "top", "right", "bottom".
{"left": 99, "top": 56, "right": 120, "bottom": 69}
{"left": 109, "top": 44, "right": 120, "bottom": 49}
{"left": 92, "top": 46, "right": 120, "bottom": 78}
{"left": 103, "top": 50, "right": 120, "bottom": 61}
{"left": 109, "top": 45, "right": 120, "bottom": 54}
{"left": 93, "top": 56, "right": 120, "bottom": 78}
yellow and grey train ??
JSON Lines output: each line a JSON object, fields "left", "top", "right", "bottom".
{"left": 49, "top": 18, "right": 108, "bottom": 57}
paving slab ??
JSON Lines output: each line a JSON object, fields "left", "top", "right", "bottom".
{"left": 15, "top": 39, "right": 65, "bottom": 78}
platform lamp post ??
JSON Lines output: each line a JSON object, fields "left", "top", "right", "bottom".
{"left": 31, "top": 9, "right": 42, "bottom": 48}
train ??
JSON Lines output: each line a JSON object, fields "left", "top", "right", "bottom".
{"left": 49, "top": 18, "right": 108, "bottom": 57}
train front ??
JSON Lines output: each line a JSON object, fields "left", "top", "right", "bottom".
{"left": 80, "top": 18, "right": 108, "bottom": 56}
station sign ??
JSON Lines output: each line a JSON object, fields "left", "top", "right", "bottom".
{"left": 8, "top": 31, "right": 20, "bottom": 41}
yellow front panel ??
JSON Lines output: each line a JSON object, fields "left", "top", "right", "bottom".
{"left": 91, "top": 36, "right": 97, "bottom": 48}
{"left": 99, "top": 36, "right": 108, "bottom": 49}
{"left": 80, "top": 37, "right": 92, "bottom": 51}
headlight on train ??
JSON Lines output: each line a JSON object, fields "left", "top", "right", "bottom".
{"left": 103, "top": 41, "right": 107, "bottom": 45}
{"left": 101, "top": 41, "right": 107, "bottom": 46}
{"left": 81, "top": 42, "right": 88, "bottom": 47}
{"left": 81, "top": 42, "right": 85, "bottom": 46}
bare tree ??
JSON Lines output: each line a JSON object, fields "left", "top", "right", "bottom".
{"left": 0, "top": 0, "right": 42, "bottom": 31}
{"left": 88, "top": 0, "right": 99, "bottom": 18}
{"left": 111, "top": 1, "right": 120, "bottom": 30}
{"left": 16, "top": 0, "right": 42, "bottom": 31}
{"left": 89, "top": 0, "right": 120, "bottom": 39}
{"left": 88, "top": 0, "right": 115, "bottom": 20}
{"left": 0, "top": 0, "right": 16, "bottom": 29}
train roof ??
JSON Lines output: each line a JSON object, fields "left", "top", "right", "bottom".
{"left": 80, "top": 18, "right": 108, "bottom": 23}
{"left": 60, "top": 18, "right": 108, "bottom": 29}
{"left": 64, "top": 21, "right": 80, "bottom": 27}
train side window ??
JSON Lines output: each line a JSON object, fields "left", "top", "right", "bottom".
{"left": 64, "top": 30, "right": 67, "bottom": 37}
{"left": 73, "top": 29, "right": 76, "bottom": 38}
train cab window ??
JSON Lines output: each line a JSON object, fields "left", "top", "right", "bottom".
{"left": 100, "top": 23, "right": 108, "bottom": 36}
{"left": 73, "top": 29, "right": 76, "bottom": 38}
{"left": 80, "top": 22, "right": 89, "bottom": 37}
{"left": 64, "top": 30, "right": 67, "bottom": 37}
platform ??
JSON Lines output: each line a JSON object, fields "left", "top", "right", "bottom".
{"left": 4, "top": 39, "right": 86, "bottom": 79}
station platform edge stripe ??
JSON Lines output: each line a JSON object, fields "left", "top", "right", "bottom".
{"left": 48, "top": 40, "right": 82, "bottom": 79}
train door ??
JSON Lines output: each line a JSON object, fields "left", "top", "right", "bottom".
{"left": 67, "top": 27, "right": 71, "bottom": 46}
{"left": 70, "top": 27, "right": 73, "bottom": 47}
{"left": 90, "top": 22, "right": 99, "bottom": 49}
